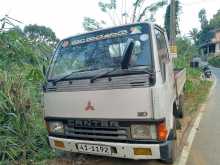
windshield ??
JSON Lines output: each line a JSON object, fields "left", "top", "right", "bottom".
{"left": 48, "top": 24, "right": 152, "bottom": 80}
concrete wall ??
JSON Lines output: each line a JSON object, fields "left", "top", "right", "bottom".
{"left": 216, "top": 43, "right": 220, "bottom": 53}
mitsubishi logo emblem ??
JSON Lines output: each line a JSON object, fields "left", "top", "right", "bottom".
{"left": 85, "top": 101, "right": 95, "bottom": 111}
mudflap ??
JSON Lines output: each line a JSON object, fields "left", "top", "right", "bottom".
{"left": 160, "top": 140, "right": 176, "bottom": 164}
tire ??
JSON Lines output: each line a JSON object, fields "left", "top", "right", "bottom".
{"left": 178, "top": 95, "right": 184, "bottom": 118}
{"left": 173, "top": 117, "right": 177, "bottom": 139}
{"left": 169, "top": 139, "right": 178, "bottom": 164}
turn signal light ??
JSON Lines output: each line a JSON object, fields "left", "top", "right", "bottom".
{"left": 157, "top": 122, "right": 168, "bottom": 141}
{"left": 54, "top": 140, "right": 65, "bottom": 148}
{"left": 133, "top": 148, "right": 152, "bottom": 156}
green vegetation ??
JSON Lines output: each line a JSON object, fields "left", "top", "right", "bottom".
{"left": 194, "top": 9, "right": 220, "bottom": 45}
{"left": 174, "top": 37, "right": 213, "bottom": 114}
{"left": 0, "top": 26, "right": 57, "bottom": 164}
{"left": 83, "top": 0, "right": 167, "bottom": 31}
{"left": 184, "top": 71, "right": 212, "bottom": 113}
{"left": 209, "top": 56, "right": 220, "bottom": 68}
{"left": 174, "top": 37, "right": 198, "bottom": 69}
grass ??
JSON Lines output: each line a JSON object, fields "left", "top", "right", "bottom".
{"left": 0, "top": 111, "right": 55, "bottom": 165}
{"left": 208, "top": 56, "right": 220, "bottom": 68}
{"left": 174, "top": 51, "right": 214, "bottom": 114}
{"left": 183, "top": 67, "right": 213, "bottom": 114}
{"left": 0, "top": 70, "right": 55, "bottom": 165}
{"left": 184, "top": 79, "right": 213, "bottom": 114}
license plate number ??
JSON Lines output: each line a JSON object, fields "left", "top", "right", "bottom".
{"left": 76, "top": 144, "right": 111, "bottom": 155}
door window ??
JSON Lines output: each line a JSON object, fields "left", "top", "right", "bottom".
{"left": 155, "top": 29, "right": 169, "bottom": 82}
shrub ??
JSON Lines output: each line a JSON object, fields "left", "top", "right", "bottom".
{"left": 0, "top": 68, "right": 54, "bottom": 163}
{"left": 208, "top": 56, "right": 220, "bottom": 68}
{"left": 0, "top": 30, "right": 54, "bottom": 164}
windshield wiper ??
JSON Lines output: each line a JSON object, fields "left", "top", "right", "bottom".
{"left": 90, "top": 68, "right": 155, "bottom": 83}
{"left": 52, "top": 68, "right": 97, "bottom": 84}
{"left": 127, "top": 68, "right": 156, "bottom": 84}
{"left": 90, "top": 68, "right": 119, "bottom": 83}
{"left": 125, "top": 69, "right": 155, "bottom": 77}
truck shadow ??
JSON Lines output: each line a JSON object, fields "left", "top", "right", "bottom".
{"left": 47, "top": 154, "right": 166, "bottom": 165}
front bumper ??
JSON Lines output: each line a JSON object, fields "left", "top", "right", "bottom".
{"left": 48, "top": 136, "right": 172, "bottom": 160}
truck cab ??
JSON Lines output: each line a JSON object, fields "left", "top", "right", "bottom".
{"left": 44, "top": 22, "right": 185, "bottom": 163}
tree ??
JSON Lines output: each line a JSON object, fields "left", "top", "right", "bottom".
{"left": 189, "top": 28, "right": 199, "bottom": 44}
{"left": 198, "top": 9, "right": 208, "bottom": 30}
{"left": 83, "top": 0, "right": 167, "bottom": 31}
{"left": 197, "top": 9, "right": 220, "bottom": 45}
{"left": 209, "top": 10, "right": 220, "bottom": 29}
{"left": 83, "top": 17, "right": 102, "bottom": 31}
{"left": 24, "top": 24, "right": 59, "bottom": 60}
{"left": 174, "top": 37, "right": 198, "bottom": 68}
{"left": 0, "top": 31, "right": 42, "bottom": 70}
{"left": 164, "top": 0, "right": 181, "bottom": 40}
{"left": 24, "top": 24, "right": 59, "bottom": 47}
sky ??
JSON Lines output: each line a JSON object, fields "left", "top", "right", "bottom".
{"left": 0, "top": 0, "right": 220, "bottom": 39}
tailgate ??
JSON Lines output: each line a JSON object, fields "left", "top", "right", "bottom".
{"left": 174, "top": 68, "right": 186, "bottom": 96}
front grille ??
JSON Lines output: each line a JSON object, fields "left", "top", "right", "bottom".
{"left": 47, "top": 74, "right": 151, "bottom": 92}
{"left": 64, "top": 120, "right": 130, "bottom": 141}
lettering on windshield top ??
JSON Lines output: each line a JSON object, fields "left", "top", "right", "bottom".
{"left": 70, "top": 30, "right": 128, "bottom": 46}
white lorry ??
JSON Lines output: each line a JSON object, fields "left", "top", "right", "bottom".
{"left": 44, "top": 22, "right": 186, "bottom": 163}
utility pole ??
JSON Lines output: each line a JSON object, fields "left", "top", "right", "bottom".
{"left": 170, "top": 0, "right": 177, "bottom": 56}
{"left": 0, "top": 15, "right": 22, "bottom": 32}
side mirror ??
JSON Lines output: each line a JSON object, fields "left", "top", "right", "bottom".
{"left": 160, "top": 51, "right": 170, "bottom": 64}
{"left": 162, "top": 56, "right": 170, "bottom": 64}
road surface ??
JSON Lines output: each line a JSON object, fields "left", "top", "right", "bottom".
{"left": 187, "top": 67, "right": 220, "bottom": 165}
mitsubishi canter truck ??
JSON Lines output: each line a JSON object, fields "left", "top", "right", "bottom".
{"left": 44, "top": 22, "right": 186, "bottom": 163}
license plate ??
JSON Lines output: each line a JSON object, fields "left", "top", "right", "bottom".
{"left": 76, "top": 143, "right": 112, "bottom": 155}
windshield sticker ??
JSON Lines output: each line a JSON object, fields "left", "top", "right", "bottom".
{"left": 130, "top": 26, "right": 142, "bottom": 34}
{"left": 71, "top": 30, "right": 128, "bottom": 46}
{"left": 140, "top": 34, "right": 149, "bottom": 41}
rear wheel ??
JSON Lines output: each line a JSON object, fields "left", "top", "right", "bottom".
{"left": 178, "top": 94, "right": 184, "bottom": 118}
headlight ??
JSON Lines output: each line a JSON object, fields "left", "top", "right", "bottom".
{"left": 131, "top": 124, "right": 157, "bottom": 139}
{"left": 47, "top": 121, "right": 64, "bottom": 134}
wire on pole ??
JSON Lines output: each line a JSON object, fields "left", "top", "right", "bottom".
{"left": 0, "top": 14, "right": 23, "bottom": 32}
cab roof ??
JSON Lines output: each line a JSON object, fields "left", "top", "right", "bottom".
{"left": 62, "top": 22, "right": 159, "bottom": 41}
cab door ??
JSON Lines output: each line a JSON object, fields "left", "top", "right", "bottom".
{"left": 154, "top": 27, "right": 175, "bottom": 129}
